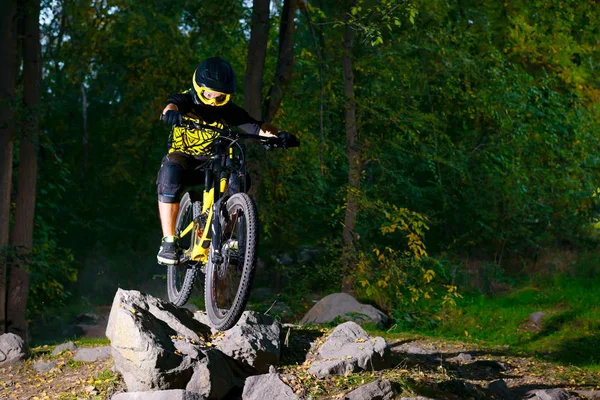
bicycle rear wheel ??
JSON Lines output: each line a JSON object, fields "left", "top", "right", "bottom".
{"left": 205, "top": 193, "right": 258, "bottom": 330}
{"left": 167, "top": 192, "right": 199, "bottom": 306}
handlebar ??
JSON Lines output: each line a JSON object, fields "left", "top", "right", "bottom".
{"left": 178, "top": 120, "right": 299, "bottom": 150}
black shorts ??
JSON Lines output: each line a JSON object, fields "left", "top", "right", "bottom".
{"left": 156, "top": 152, "right": 208, "bottom": 203}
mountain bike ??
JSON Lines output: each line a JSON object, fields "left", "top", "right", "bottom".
{"left": 166, "top": 120, "right": 298, "bottom": 331}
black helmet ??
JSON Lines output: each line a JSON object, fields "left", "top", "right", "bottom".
{"left": 193, "top": 57, "right": 236, "bottom": 95}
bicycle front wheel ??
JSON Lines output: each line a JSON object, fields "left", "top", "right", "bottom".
{"left": 167, "top": 192, "right": 199, "bottom": 306}
{"left": 205, "top": 192, "right": 258, "bottom": 330}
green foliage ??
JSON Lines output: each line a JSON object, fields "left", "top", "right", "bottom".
{"left": 31, "top": 0, "right": 600, "bottom": 332}
{"left": 346, "top": 0, "right": 417, "bottom": 46}
{"left": 353, "top": 200, "right": 460, "bottom": 327}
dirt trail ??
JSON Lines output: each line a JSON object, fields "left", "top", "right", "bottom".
{"left": 2, "top": 317, "right": 599, "bottom": 399}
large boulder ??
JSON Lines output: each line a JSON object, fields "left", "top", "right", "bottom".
{"left": 301, "top": 293, "right": 388, "bottom": 327}
{"left": 106, "top": 289, "right": 251, "bottom": 399}
{"left": 307, "top": 322, "right": 390, "bottom": 377}
{"left": 194, "top": 311, "right": 281, "bottom": 373}
{"left": 0, "top": 333, "right": 27, "bottom": 367}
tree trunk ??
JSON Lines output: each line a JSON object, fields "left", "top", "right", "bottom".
{"left": 0, "top": 0, "right": 19, "bottom": 334}
{"left": 341, "top": 2, "right": 360, "bottom": 293}
{"left": 244, "top": 0, "right": 270, "bottom": 121}
{"left": 7, "top": 0, "right": 41, "bottom": 340}
{"left": 81, "top": 82, "right": 88, "bottom": 180}
{"left": 264, "top": 0, "right": 297, "bottom": 123}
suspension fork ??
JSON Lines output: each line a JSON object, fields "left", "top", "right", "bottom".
{"left": 209, "top": 142, "right": 227, "bottom": 263}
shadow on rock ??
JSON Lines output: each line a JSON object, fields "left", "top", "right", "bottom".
{"left": 279, "top": 325, "right": 325, "bottom": 366}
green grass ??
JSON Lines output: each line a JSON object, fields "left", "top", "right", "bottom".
{"left": 398, "top": 269, "right": 600, "bottom": 370}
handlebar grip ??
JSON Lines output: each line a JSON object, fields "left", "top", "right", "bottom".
{"left": 278, "top": 132, "right": 300, "bottom": 149}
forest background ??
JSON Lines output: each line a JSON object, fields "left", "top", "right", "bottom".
{"left": 1, "top": 0, "right": 600, "bottom": 365}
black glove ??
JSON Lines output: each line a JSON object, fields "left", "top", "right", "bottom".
{"left": 278, "top": 132, "right": 300, "bottom": 149}
{"left": 161, "top": 110, "right": 183, "bottom": 126}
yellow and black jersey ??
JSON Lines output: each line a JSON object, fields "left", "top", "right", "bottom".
{"left": 166, "top": 90, "right": 262, "bottom": 157}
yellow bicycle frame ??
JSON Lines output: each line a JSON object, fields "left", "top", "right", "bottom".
{"left": 182, "top": 148, "right": 233, "bottom": 264}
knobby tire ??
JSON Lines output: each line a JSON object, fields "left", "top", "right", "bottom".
{"left": 167, "top": 192, "right": 199, "bottom": 306}
{"left": 205, "top": 193, "right": 258, "bottom": 331}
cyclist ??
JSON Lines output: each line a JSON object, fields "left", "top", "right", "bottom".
{"left": 156, "top": 56, "right": 289, "bottom": 265}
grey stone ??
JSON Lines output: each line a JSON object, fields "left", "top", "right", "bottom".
{"left": 301, "top": 293, "right": 388, "bottom": 327}
{"left": 446, "top": 352, "right": 473, "bottom": 363}
{"left": 32, "top": 360, "right": 57, "bottom": 373}
{"left": 106, "top": 289, "right": 249, "bottom": 399}
{"left": 111, "top": 390, "right": 206, "bottom": 400}
{"left": 525, "top": 388, "right": 573, "bottom": 400}
{"left": 73, "top": 346, "right": 112, "bottom": 362}
{"left": 196, "top": 311, "right": 281, "bottom": 374}
{"left": 399, "top": 397, "right": 436, "bottom": 400}
{"left": 307, "top": 322, "right": 389, "bottom": 377}
{"left": 529, "top": 312, "right": 546, "bottom": 326}
{"left": 242, "top": 373, "right": 300, "bottom": 400}
{"left": 487, "top": 379, "right": 511, "bottom": 399}
{"left": 573, "top": 390, "right": 600, "bottom": 399}
{"left": 52, "top": 341, "right": 78, "bottom": 356}
{"left": 343, "top": 379, "right": 395, "bottom": 400}
{"left": 0, "top": 333, "right": 27, "bottom": 367}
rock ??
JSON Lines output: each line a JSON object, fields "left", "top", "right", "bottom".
{"left": 73, "top": 346, "right": 112, "bottom": 362}
{"left": 307, "top": 322, "right": 389, "bottom": 377}
{"left": 399, "top": 397, "right": 436, "bottom": 400}
{"left": 0, "top": 333, "right": 27, "bottom": 367}
{"left": 529, "top": 312, "right": 546, "bottom": 326}
{"left": 301, "top": 293, "right": 388, "bottom": 327}
{"left": 106, "top": 289, "right": 250, "bottom": 399}
{"left": 207, "top": 311, "right": 281, "bottom": 373}
{"left": 52, "top": 341, "right": 78, "bottom": 356}
{"left": 343, "top": 379, "right": 395, "bottom": 400}
{"left": 32, "top": 360, "right": 57, "bottom": 373}
{"left": 487, "top": 379, "right": 511, "bottom": 399}
{"left": 111, "top": 390, "right": 206, "bottom": 399}
{"left": 446, "top": 352, "right": 473, "bottom": 363}
{"left": 525, "top": 388, "right": 574, "bottom": 400}
{"left": 242, "top": 373, "right": 301, "bottom": 400}
{"left": 573, "top": 390, "right": 600, "bottom": 399}
{"left": 469, "top": 359, "right": 507, "bottom": 371}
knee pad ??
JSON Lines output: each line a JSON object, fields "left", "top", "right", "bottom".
{"left": 157, "top": 161, "right": 185, "bottom": 203}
